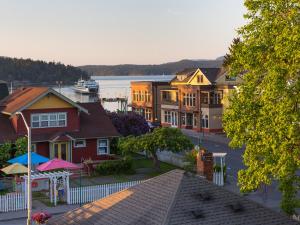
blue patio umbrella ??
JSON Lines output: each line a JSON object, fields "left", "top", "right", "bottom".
{"left": 8, "top": 152, "right": 49, "bottom": 165}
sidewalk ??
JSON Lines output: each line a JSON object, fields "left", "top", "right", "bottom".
{"left": 0, "top": 200, "right": 79, "bottom": 223}
{"left": 181, "top": 129, "right": 230, "bottom": 145}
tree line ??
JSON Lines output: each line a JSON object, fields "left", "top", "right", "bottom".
{"left": 0, "top": 56, "right": 89, "bottom": 84}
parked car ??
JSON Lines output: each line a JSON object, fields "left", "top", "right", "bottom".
{"left": 148, "top": 121, "right": 161, "bottom": 132}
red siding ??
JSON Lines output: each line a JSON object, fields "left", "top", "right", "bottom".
{"left": 72, "top": 139, "right": 112, "bottom": 163}
{"left": 10, "top": 115, "right": 18, "bottom": 132}
{"left": 16, "top": 108, "right": 80, "bottom": 135}
{"left": 35, "top": 142, "right": 50, "bottom": 158}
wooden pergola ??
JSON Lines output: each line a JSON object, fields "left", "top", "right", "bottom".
{"left": 22, "top": 171, "right": 71, "bottom": 206}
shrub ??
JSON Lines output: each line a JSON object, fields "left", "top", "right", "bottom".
{"left": 95, "top": 157, "right": 134, "bottom": 175}
{"left": 183, "top": 149, "right": 198, "bottom": 172}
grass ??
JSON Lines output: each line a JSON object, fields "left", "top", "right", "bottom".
{"left": 132, "top": 157, "right": 178, "bottom": 175}
{"left": 68, "top": 155, "right": 179, "bottom": 187}
{"left": 32, "top": 191, "right": 65, "bottom": 207}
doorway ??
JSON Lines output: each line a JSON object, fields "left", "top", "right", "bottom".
{"left": 53, "top": 142, "right": 69, "bottom": 161}
{"left": 171, "top": 111, "right": 178, "bottom": 127}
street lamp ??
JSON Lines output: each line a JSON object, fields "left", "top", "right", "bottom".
{"left": 16, "top": 112, "right": 32, "bottom": 225}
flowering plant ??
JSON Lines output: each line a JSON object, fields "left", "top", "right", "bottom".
{"left": 32, "top": 212, "right": 52, "bottom": 224}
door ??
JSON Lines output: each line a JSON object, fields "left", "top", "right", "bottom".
{"left": 53, "top": 142, "right": 69, "bottom": 161}
{"left": 171, "top": 112, "right": 178, "bottom": 127}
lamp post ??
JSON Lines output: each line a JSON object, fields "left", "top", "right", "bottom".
{"left": 16, "top": 112, "right": 32, "bottom": 225}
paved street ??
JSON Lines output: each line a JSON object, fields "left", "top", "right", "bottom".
{"left": 188, "top": 135, "right": 245, "bottom": 182}
{"left": 185, "top": 132, "right": 283, "bottom": 212}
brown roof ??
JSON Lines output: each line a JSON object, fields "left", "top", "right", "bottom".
{"left": 0, "top": 102, "right": 119, "bottom": 143}
{"left": 0, "top": 113, "right": 18, "bottom": 142}
{"left": 0, "top": 87, "right": 49, "bottom": 115}
{"left": 69, "top": 102, "right": 119, "bottom": 139}
{"left": 48, "top": 170, "right": 297, "bottom": 225}
{"left": 0, "top": 87, "right": 88, "bottom": 115}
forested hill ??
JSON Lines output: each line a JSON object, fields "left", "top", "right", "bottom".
{"left": 79, "top": 58, "right": 224, "bottom": 76}
{"left": 0, "top": 57, "right": 89, "bottom": 84}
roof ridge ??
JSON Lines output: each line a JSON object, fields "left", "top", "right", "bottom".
{"left": 162, "top": 170, "right": 185, "bottom": 225}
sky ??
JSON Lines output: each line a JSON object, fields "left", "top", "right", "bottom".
{"left": 0, "top": 0, "right": 246, "bottom": 66}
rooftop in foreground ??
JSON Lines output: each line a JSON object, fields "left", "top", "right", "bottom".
{"left": 48, "top": 169, "right": 297, "bottom": 225}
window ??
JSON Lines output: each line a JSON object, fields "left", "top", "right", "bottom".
{"left": 132, "top": 91, "right": 136, "bottom": 101}
{"left": 225, "top": 75, "right": 236, "bottom": 81}
{"left": 140, "top": 91, "right": 145, "bottom": 101}
{"left": 181, "top": 113, "right": 186, "bottom": 125}
{"left": 31, "top": 112, "right": 67, "bottom": 128}
{"left": 145, "top": 91, "right": 151, "bottom": 102}
{"left": 31, "top": 144, "right": 37, "bottom": 152}
{"left": 74, "top": 139, "right": 86, "bottom": 148}
{"left": 97, "top": 139, "right": 109, "bottom": 155}
{"left": 200, "top": 92, "right": 209, "bottom": 104}
{"left": 197, "top": 75, "right": 204, "bottom": 83}
{"left": 145, "top": 109, "right": 152, "bottom": 121}
{"left": 164, "top": 110, "right": 171, "bottom": 123}
{"left": 201, "top": 115, "right": 209, "bottom": 128}
{"left": 183, "top": 93, "right": 196, "bottom": 107}
{"left": 210, "top": 91, "right": 222, "bottom": 104}
{"left": 193, "top": 114, "right": 197, "bottom": 127}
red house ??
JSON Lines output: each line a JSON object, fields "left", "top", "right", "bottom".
{"left": 0, "top": 87, "right": 119, "bottom": 163}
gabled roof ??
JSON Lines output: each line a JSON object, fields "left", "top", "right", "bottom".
{"left": 48, "top": 170, "right": 297, "bottom": 225}
{"left": 0, "top": 102, "right": 119, "bottom": 143}
{"left": 171, "top": 67, "right": 224, "bottom": 85}
{"left": 0, "top": 87, "right": 88, "bottom": 115}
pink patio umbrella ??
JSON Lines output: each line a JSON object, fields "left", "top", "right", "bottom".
{"left": 36, "top": 158, "right": 80, "bottom": 172}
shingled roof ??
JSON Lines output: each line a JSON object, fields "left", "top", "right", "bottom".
{"left": 0, "top": 87, "right": 88, "bottom": 115}
{"left": 48, "top": 170, "right": 297, "bottom": 225}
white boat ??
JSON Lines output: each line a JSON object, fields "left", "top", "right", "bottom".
{"left": 73, "top": 79, "right": 99, "bottom": 94}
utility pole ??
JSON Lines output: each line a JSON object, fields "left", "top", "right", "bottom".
{"left": 16, "top": 112, "right": 32, "bottom": 225}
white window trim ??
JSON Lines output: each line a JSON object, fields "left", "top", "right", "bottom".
{"left": 31, "top": 112, "right": 67, "bottom": 129}
{"left": 74, "top": 139, "right": 86, "bottom": 148}
{"left": 97, "top": 139, "right": 109, "bottom": 155}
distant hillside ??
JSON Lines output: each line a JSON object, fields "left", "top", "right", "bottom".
{"left": 79, "top": 59, "right": 224, "bottom": 76}
{"left": 0, "top": 56, "right": 89, "bottom": 85}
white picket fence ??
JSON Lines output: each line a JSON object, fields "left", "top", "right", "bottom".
{"left": 69, "top": 180, "right": 143, "bottom": 205}
{"left": 213, "top": 172, "right": 224, "bottom": 186}
{"left": 0, "top": 192, "right": 26, "bottom": 212}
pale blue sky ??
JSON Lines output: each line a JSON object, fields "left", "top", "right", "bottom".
{"left": 0, "top": 0, "right": 245, "bottom": 66}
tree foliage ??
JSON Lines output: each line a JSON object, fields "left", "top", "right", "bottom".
{"left": 107, "top": 111, "right": 149, "bottom": 137}
{"left": 0, "top": 142, "right": 12, "bottom": 168}
{"left": 0, "top": 56, "right": 89, "bottom": 84}
{"left": 118, "top": 127, "right": 193, "bottom": 170}
{"left": 223, "top": 0, "right": 300, "bottom": 214}
{"left": 14, "top": 137, "right": 27, "bottom": 157}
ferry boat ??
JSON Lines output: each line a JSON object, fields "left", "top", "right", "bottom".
{"left": 73, "top": 79, "right": 99, "bottom": 94}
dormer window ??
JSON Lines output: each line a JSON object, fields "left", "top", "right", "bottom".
{"left": 31, "top": 112, "right": 67, "bottom": 128}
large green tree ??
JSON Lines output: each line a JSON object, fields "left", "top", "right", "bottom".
{"left": 118, "top": 127, "right": 193, "bottom": 170}
{"left": 223, "top": 0, "right": 300, "bottom": 214}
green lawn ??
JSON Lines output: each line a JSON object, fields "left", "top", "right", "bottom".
{"left": 69, "top": 155, "right": 179, "bottom": 187}
{"left": 132, "top": 157, "right": 178, "bottom": 175}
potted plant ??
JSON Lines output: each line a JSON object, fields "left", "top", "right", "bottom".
{"left": 32, "top": 212, "right": 52, "bottom": 224}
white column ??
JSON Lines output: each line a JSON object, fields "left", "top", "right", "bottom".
{"left": 24, "top": 177, "right": 27, "bottom": 207}
{"left": 49, "top": 178, "right": 53, "bottom": 203}
{"left": 220, "top": 157, "right": 224, "bottom": 186}
{"left": 53, "top": 178, "right": 57, "bottom": 206}
{"left": 66, "top": 175, "right": 70, "bottom": 204}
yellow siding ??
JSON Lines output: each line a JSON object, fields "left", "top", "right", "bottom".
{"left": 28, "top": 94, "right": 74, "bottom": 109}
{"left": 189, "top": 71, "right": 211, "bottom": 85}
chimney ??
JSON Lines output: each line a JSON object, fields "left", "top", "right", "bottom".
{"left": 196, "top": 149, "right": 213, "bottom": 181}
